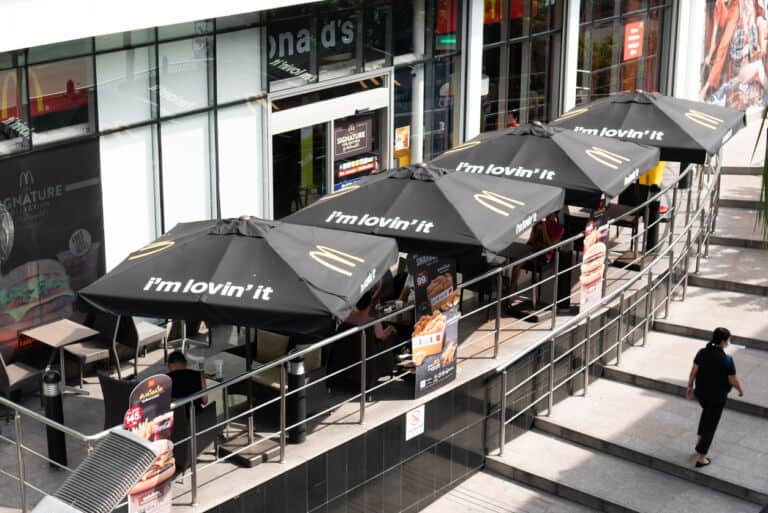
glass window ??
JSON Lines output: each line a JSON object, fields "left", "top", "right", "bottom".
{"left": 425, "top": 54, "right": 460, "bottom": 159}
{"left": 394, "top": 64, "right": 424, "bottom": 166}
{"left": 507, "top": 42, "right": 524, "bottom": 123}
{"left": 96, "top": 48, "right": 156, "bottom": 130}
{"left": 365, "top": 4, "right": 391, "bottom": 71}
{"left": 216, "top": 27, "right": 265, "bottom": 103}
{"left": 510, "top": 0, "right": 525, "bottom": 38}
{"left": 158, "top": 37, "right": 212, "bottom": 116}
{"left": 216, "top": 11, "right": 264, "bottom": 31}
{"left": 28, "top": 56, "right": 95, "bottom": 146}
{"left": 393, "top": 0, "right": 426, "bottom": 61}
{"left": 528, "top": 35, "right": 551, "bottom": 121}
{"left": 593, "top": 0, "right": 617, "bottom": 20}
{"left": 483, "top": 0, "right": 503, "bottom": 44}
{"left": 318, "top": 9, "right": 358, "bottom": 81}
{"left": 481, "top": 47, "right": 502, "bottom": 131}
{"left": 532, "top": 0, "right": 564, "bottom": 34}
{"left": 100, "top": 126, "right": 159, "bottom": 269}
{"left": 161, "top": 112, "right": 215, "bottom": 230}
{"left": 158, "top": 20, "right": 213, "bottom": 40}
{"left": 0, "top": 68, "right": 29, "bottom": 155}
{"left": 95, "top": 29, "right": 156, "bottom": 52}
{"left": 435, "top": 0, "right": 460, "bottom": 55}
{"left": 645, "top": 8, "right": 663, "bottom": 92}
{"left": 217, "top": 102, "right": 267, "bottom": 219}
{"left": 267, "top": 18, "right": 316, "bottom": 91}
{"left": 27, "top": 39, "right": 92, "bottom": 64}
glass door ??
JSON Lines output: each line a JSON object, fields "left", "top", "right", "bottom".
{"left": 272, "top": 123, "right": 329, "bottom": 219}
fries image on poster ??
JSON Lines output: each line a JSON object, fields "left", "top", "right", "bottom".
{"left": 408, "top": 255, "right": 460, "bottom": 398}
{"left": 123, "top": 374, "right": 175, "bottom": 513}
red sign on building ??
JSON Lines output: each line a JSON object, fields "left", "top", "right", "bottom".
{"left": 623, "top": 21, "right": 644, "bottom": 61}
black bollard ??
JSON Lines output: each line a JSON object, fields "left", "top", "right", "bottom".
{"left": 645, "top": 186, "right": 661, "bottom": 253}
{"left": 287, "top": 357, "right": 307, "bottom": 444}
{"left": 43, "top": 371, "right": 67, "bottom": 467}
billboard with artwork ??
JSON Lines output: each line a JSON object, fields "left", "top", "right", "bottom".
{"left": 701, "top": 0, "right": 768, "bottom": 111}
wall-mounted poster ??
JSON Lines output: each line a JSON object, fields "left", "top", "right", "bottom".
{"left": 623, "top": 21, "right": 645, "bottom": 61}
{"left": 408, "top": 254, "right": 460, "bottom": 398}
{"left": 0, "top": 140, "right": 104, "bottom": 360}
{"left": 334, "top": 117, "right": 373, "bottom": 159}
{"left": 124, "top": 374, "right": 175, "bottom": 513}
{"left": 700, "top": 0, "right": 768, "bottom": 111}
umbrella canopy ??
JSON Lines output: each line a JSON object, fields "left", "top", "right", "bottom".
{"left": 284, "top": 164, "right": 565, "bottom": 255}
{"left": 79, "top": 217, "right": 398, "bottom": 336}
{"left": 550, "top": 91, "right": 746, "bottom": 164}
{"left": 429, "top": 122, "right": 660, "bottom": 206}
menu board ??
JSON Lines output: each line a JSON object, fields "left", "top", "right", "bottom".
{"left": 408, "top": 255, "right": 460, "bottom": 398}
{"left": 579, "top": 207, "right": 609, "bottom": 313}
{"left": 124, "top": 374, "right": 175, "bottom": 513}
{"left": 334, "top": 118, "right": 373, "bottom": 159}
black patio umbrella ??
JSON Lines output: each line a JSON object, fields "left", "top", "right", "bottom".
{"left": 550, "top": 91, "right": 746, "bottom": 163}
{"left": 429, "top": 122, "right": 660, "bottom": 207}
{"left": 79, "top": 217, "right": 398, "bottom": 336}
{"left": 284, "top": 164, "right": 565, "bottom": 256}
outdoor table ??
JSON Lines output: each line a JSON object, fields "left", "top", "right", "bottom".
{"left": 20, "top": 319, "right": 99, "bottom": 396}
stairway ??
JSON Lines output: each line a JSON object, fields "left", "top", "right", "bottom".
{"left": 471, "top": 170, "right": 768, "bottom": 513}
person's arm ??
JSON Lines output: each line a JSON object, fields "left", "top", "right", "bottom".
{"left": 727, "top": 356, "right": 743, "bottom": 397}
{"left": 371, "top": 279, "right": 384, "bottom": 305}
{"left": 373, "top": 322, "right": 396, "bottom": 341}
{"left": 686, "top": 363, "right": 699, "bottom": 400}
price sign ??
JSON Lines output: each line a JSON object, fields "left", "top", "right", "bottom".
{"left": 123, "top": 406, "right": 143, "bottom": 429}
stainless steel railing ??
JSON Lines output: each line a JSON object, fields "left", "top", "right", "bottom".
{"left": 0, "top": 159, "right": 717, "bottom": 512}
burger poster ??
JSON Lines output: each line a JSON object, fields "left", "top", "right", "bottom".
{"left": 579, "top": 210, "right": 609, "bottom": 313}
{"left": 0, "top": 140, "right": 105, "bottom": 360}
{"left": 124, "top": 374, "right": 175, "bottom": 513}
{"left": 408, "top": 255, "right": 460, "bottom": 398}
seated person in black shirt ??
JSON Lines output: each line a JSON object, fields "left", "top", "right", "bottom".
{"left": 167, "top": 351, "right": 208, "bottom": 411}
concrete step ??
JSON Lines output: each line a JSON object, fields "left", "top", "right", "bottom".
{"left": 688, "top": 244, "right": 768, "bottom": 296}
{"left": 710, "top": 208, "right": 768, "bottom": 250}
{"left": 718, "top": 175, "right": 763, "bottom": 210}
{"left": 488, "top": 431, "right": 762, "bottom": 513}
{"left": 603, "top": 331, "right": 768, "bottom": 418}
{"left": 420, "top": 471, "right": 601, "bottom": 513}
{"left": 533, "top": 379, "right": 768, "bottom": 504}
{"left": 655, "top": 286, "right": 768, "bottom": 351}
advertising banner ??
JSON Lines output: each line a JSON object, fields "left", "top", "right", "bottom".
{"left": 124, "top": 374, "right": 175, "bottom": 513}
{"left": 701, "top": 0, "right": 767, "bottom": 111}
{"left": 579, "top": 207, "right": 609, "bottom": 313}
{"left": 334, "top": 117, "right": 373, "bottom": 159}
{"left": 0, "top": 140, "right": 104, "bottom": 359}
{"left": 408, "top": 255, "right": 460, "bottom": 398}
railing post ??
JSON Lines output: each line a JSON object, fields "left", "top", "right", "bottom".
{"left": 279, "top": 362, "right": 286, "bottom": 463}
{"left": 583, "top": 316, "right": 591, "bottom": 395}
{"left": 547, "top": 338, "right": 555, "bottom": 415}
{"left": 643, "top": 271, "right": 653, "bottom": 346}
{"left": 665, "top": 186, "right": 678, "bottom": 316}
{"left": 551, "top": 249, "right": 559, "bottom": 330}
{"left": 705, "top": 167, "right": 717, "bottom": 258}
{"left": 15, "top": 413, "right": 28, "bottom": 513}
{"left": 640, "top": 203, "right": 650, "bottom": 261}
{"left": 616, "top": 293, "right": 625, "bottom": 366}
{"left": 189, "top": 403, "right": 197, "bottom": 506}
{"left": 359, "top": 331, "right": 366, "bottom": 424}
{"left": 695, "top": 209, "right": 705, "bottom": 274}
{"left": 494, "top": 272, "right": 502, "bottom": 358}
{"left": 665, "top": 250, "right": 674, "bottom": 319}
{"left": 499, "top": 370, "right": 507, "bottom": 456}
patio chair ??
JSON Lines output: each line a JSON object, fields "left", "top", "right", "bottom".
{"left": 116, "top": 317, "right": 168, "bottom": 378}
{"left": 327, "top": 325, "right": 394, "bottom": 400}
{"left": 97, "top": 371, "right": 139, "bottom": 430}
{"left": 0, "top": 351, "right": 44, "bottom": 421}
{"left": 171, "top": 401, "right": 220, "bottom": 476}
{"left": 63, "top": 312, "right": 117, "bottom": 387}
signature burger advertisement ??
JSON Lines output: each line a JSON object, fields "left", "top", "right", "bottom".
{"left": 408, "top": 254, "right": 460, "bottom": 398}
{"left": 579, "top": 208, "right": 608, "bottom": 313}
{"left": 0, "top": 140, "right": 105, "bottom": 359}
{"left": 123, "top": 374, "right": 175, "bottom": 513}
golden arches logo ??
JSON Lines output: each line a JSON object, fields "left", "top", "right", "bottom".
{"left": 128, "top": 240, "right": 175, "bottom": 260}
{"left": 554, "top": 108, "right": 589, "bottom": 123}
{"left": 473, "top": 190, "right": 524, "bottom": 217}
{"left": 320, "top": 185, "right": 361, "bottom": 201}
{"left": 309, "top": 245, "right": 364, "bottom": 277}
{"left": 1, "top": 69, "right": 43, "bottom": 119}
{"left": 441, "top": 139, "right": 481, "bottom": 155}
{"left": 685, "top": 110, "right": 722, "bottom": 130}
{"left": 585, "top": 146, "right": 630, "bottom": 170}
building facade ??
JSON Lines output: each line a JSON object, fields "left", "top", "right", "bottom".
{"left": 0, "top": 0, "right": 745, "bottom": 355}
